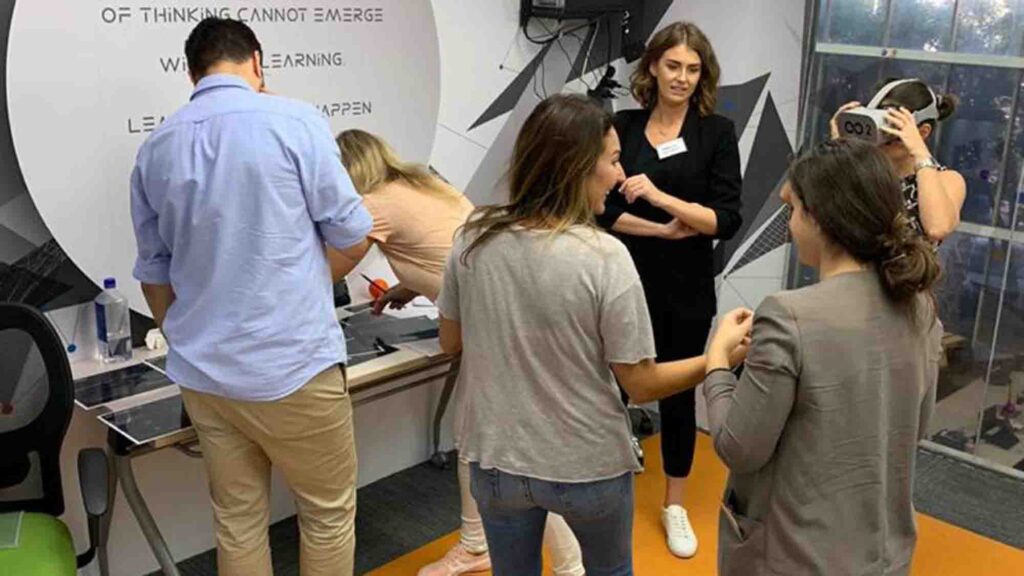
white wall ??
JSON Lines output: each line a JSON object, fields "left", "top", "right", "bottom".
{"left": 8, "top": 0, "right": 440, "bottom": 315}
{"left": 38, "top": 1, "right": 806, "bottom": 574}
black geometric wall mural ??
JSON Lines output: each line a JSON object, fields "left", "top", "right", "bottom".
{"left": 715, "top": 92, "right": 794, "bottom": 276}
{"left": 468, "top": 7, "right": 794, "bottom": 279}
{"left": 470, "top": 0, "right": 673, "bottom": 131}
{"left": 1, "top": 0, "right": 798, "bottom": 315}
{"left": 727, "top": 205, "right": 791, "bottom": 276}
{"left": 0, "top": 201, "right": 156, "bottom": 344}
{"left": 717, "top": 73, "right": 769, "bottom": 139}
{"left": 0, "top": 237, "right": 100, "bottom": 311}
{"left": 469, "top": 42, "right": 555, "bottom": 130}
{"left": 0, "top": 240, "right": 70, "bottom": 306}
{"left": 713, "top": 75, "right": 794, "bottom": 277}
{"left": 562, "top": 0, "right": 674, "bottom": 84}
{"left": 0, "top": 0, "right": 101, "bottom": 311}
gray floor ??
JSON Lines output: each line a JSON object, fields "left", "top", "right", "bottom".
{"left": 150, "top": 454, "right": 463, "bottom": 576}
{"left": 913, "top": 446, "right": 1024, "bottom": 549}
{"left": 150, "top": 443, "right": 1024, "bottom": 576}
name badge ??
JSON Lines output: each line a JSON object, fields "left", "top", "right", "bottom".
{"left": 656, "top": 137, "right": 687, "bottom": 160}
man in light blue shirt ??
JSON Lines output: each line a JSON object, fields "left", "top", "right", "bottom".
{"left": 130, "top": 18, "right": 371, "bottom": 576}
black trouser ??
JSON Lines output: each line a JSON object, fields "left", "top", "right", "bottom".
{"left": 650, "top": 315, "right": 712, "bottom": 479}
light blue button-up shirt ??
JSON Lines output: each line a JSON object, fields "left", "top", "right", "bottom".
{"left": 130, "top": 74, "right": 372, "bottom": 401}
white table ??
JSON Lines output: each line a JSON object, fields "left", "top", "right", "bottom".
{"left": 72, "top": 311, "right": 457, "bottom": 576}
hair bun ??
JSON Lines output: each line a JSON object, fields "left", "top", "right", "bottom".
{"left": 936, "top": 93, "right": 959, "bottom": 121}
{"left": 879, "top": 212, "right": 916, "bottom": 260}
{"left": 877, "top": 212, "right": 941, "bottom": 305}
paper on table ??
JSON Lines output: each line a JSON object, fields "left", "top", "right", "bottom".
{"left": 396, "top": 337, "right": 443, "bottom": 357}
{"left": 380, "top": 301, "right": 438, "bottom": 320}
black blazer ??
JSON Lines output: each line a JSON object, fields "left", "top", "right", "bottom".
{"left": 597, "top": 107, "right": 742, "bottom": 321}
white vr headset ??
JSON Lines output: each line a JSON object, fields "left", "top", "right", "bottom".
{"left": 836, "top": 79, "right": 940, "bottom": 144}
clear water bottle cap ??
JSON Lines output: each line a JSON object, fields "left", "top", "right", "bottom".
{"left": 103, "top": 277, "right": 117, "bottom": 289}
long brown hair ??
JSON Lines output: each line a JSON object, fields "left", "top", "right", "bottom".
{"left": 459, "top": 94, "right": 612, "bottom": 264}
{"left": 336, "top": 129, "right": 460, "bottom": 201}
{"left": 630, "top": 21, "right": 720, "bottom": 116}
{"left": 787, "top": 139, "right": 941, "bottom": 316}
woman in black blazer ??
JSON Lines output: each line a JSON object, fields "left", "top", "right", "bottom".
{"left": 596, "top": 21, "right": 742, "bottom": 560}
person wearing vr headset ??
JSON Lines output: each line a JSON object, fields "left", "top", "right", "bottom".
{"left": 830, "top": 78, "right": 966, "bottom": 243}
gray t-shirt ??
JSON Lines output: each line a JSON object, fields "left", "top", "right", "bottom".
{"left": 436, "top": 225, "right": 657, "bottom": 482}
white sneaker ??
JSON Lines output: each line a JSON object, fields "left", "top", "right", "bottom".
{"left": 662, "top": 505, "right": 698, "bottom": 558}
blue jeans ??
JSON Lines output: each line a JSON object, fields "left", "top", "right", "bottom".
{"left": 469, "top": 463, "right": 634, "bottom": 576}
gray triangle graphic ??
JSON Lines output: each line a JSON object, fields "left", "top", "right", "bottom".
{"left": 714, "top": 92, "right": 792, "bottom": 276}
{"left": 475, "top": 0, "right": 674, "bottom": 131}
{"left": 0, "top": 193, "right": 53, "bottom": 247}
{"left": 469, "top": 43, "right": 554, "bottom": 131}
{"left": 727, "top": 205, "right": 791, "bottom": 276}
{"left": 716, "top": 73, "right": 770, "bottom": 139}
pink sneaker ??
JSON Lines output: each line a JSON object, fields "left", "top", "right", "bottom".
{"left": 416, "top": 542, "right": 491, "bottom": 576}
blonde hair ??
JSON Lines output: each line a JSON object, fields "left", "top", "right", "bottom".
{"left": 336, "top": 129, "right": 459, "bottom": 201}
{"left": 460, "top": 94, "right": 612, "bottom": 264}
{"left": 630, "top": 21, "right": 720, "bottom": 116}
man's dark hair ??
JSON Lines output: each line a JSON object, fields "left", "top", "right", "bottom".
{"left": 185, "top": 17, "right": 263, "bottom": 79}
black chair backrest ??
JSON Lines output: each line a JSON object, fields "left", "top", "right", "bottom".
{"left": 0, "top": 302, "right": 74, "bottom": 516}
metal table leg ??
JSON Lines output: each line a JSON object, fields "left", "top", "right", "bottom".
{"left": 114, "top": 453, "right": 181, "bottom": 576}
{"left": 430, "top": 360, "right": 460, "bottom": 469}
{"left": 95, "top": 448, "right": 117, "bottom": 576}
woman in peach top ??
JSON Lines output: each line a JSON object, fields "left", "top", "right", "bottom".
{"left": 330, "top": 130, "right": 473, "bottom": 310}
{"left": 332, "top": 130, "right": 585, "bottom": 576}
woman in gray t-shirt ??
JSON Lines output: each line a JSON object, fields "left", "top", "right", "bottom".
{"left": 435, "top": 94, "right": 745, "bottom": 576}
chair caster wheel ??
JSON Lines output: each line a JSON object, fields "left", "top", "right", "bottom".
{"left": 430, "top": 451, "right": 451, "bottom": 470}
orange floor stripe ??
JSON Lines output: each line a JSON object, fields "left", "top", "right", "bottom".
{"left": 369, "top": 435, "right": 1023, "bottom": 575}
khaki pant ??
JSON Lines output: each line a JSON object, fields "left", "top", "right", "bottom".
{"left": 181, "top": 365, "right": 356, "bottom": 576}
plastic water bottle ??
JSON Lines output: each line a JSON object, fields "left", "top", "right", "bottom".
{"left": 94, "top": 277, "right": 133, "bottom": 363}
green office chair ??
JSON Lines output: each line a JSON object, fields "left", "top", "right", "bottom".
{"left": 0, "top": 303, "right": 110, "bottom": 575}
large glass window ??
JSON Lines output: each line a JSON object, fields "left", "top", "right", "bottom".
{"left": 805, "top": 54, "right": 885, "bottom": 145}
{"left": 938, "top": 66, "right": 1020, "bottom": 225}
{"left": 819, "top": 0, "right": 891, "bottom": 45}
{"left": 954, "top": 0, "right": 1024, "bottom": 57}
{"left": 799, "top": 0, "right": 1024, "bottom": 472}
{"left": 889, "top": 0, "right": 956, "bottom": 52}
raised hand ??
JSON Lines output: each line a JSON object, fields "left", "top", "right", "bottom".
{"left": 709, "top": 308, "right": 754, "bottom": 367}
{"left": 829, "top": 101, "right": 861, "bottom": 140}
{"left": 620, "top": 174, "right": 668, "bottom": 206}
{"left": 880, "top": 107, "right": 931, "bottom": 159}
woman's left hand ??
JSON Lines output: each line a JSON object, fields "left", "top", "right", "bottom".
{"left": 621, "top": 174, "right": 669, "bottom": 206}
{"left": 881, "top": 107, "right": 931, "bottom": 159}
{"left": 709, "top": 308, "right": 754, "bottom": 359}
